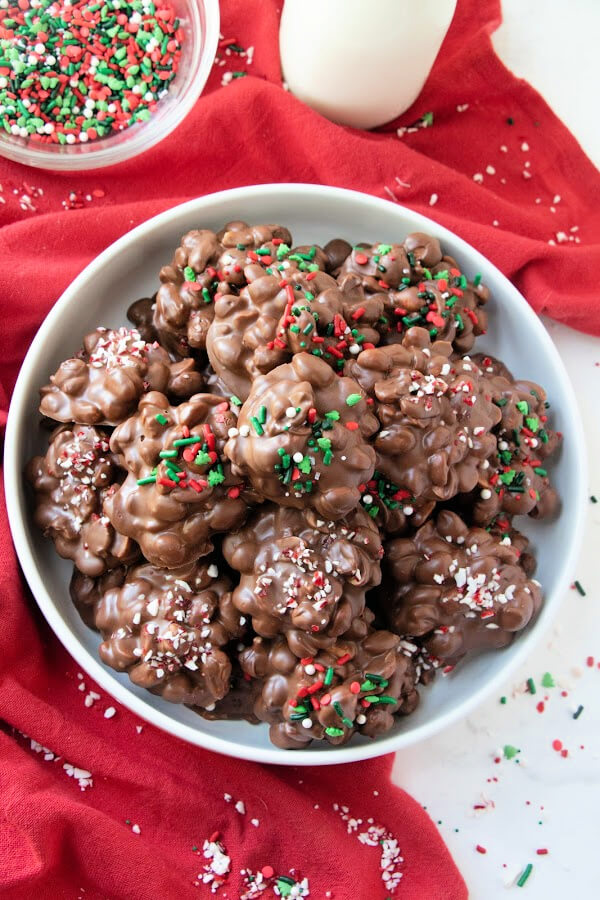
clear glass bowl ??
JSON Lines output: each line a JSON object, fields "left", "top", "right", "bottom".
{"left": 0, "top": 0, "right": 219, "bottom": 171}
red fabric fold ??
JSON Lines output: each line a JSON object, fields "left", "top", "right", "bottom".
{"left": 1, "top": 0, "right": 598, "bottom": 895}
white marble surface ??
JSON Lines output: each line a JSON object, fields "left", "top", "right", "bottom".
{"left": 392, "top": 3, "right": 600, "bottom": 896}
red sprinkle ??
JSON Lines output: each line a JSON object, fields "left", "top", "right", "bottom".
{"left": 355, "top": 252, "right": 369, "bottom": 265}
{"left": 261, "top": 866, "right": 274, "bottom": 879}
{"left": 476, "top": 845, "right": 487, "bottom": 855}
{"left": 320, "top": 693, "right": 331, "bottom": 706}
{"left": 345, "top": 421, "right": 359, "bottom": 431}
{"left": 552, "top": 739, "right": 563, "bottom": 751}
{"left": 336, "top": 653, "right": 351, "bottom": 666}
{"left": 536, "top": 849, "right": 549, "bottom": 855}
{"left": 350, "top": 681, "right": 361, "bottom": 694}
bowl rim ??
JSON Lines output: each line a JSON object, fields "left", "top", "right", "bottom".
{"left": 4, "top": 183, "right": 588, "bottom": 766}
{"left": 0, "top": 0, "right": 220, "bottom": 171}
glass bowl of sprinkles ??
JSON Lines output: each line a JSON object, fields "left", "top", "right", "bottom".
{"left": 0, "top": 0, "right": 219, "bottom": 170}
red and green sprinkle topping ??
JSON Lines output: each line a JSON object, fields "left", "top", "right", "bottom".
{"left": 0, "top": 0, "right": 183, "bottom": 145}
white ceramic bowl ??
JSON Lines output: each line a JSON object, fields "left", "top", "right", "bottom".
{"left": 4, "top": 184, "right": 587, "bottom": 766}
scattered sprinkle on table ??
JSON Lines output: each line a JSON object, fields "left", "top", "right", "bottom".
{"left": 0, "top": 0, "right": 183, "bottom": 146}
{"left": 573, "top": 580, "right": 586, "bottom": 596}
{"left": 517, "top": 862, "right": 533, "bottom": 887}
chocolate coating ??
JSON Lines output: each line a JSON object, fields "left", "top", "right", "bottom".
{"left": 104, "top": 391, "right": 252, "bottom": 568}
{"left": 39, "top": 327, "right": 177, "bottom": 427}
{"left": 239, "top": 629, "right": 419, "bottom": 749}
{"left": 153, "top": 222, "right": 292, "bottom": 357}
{"left": 468, "top": 354, "right": 560, "bottom": 523}
{"left": 225, "top": 353, "right": 378, "bottom": 520}
{"left": 88, "top": 558, "right": 243, "bottom": 708}
{"left": 339, "top": 235, "right": 488, "bottom": 352}
{"left": 383, "top": 510, "right": 543, "bottom": 665}
{"left": 223, "top": 504, "right": 382, "bottom": 656}
{"left": 26, "top": 425, "right": 138, "bottom": 576}
{"left": 206, "top": 268, "right": 378, "bottom": 401}
{"left": 127, "top": 296, "right": 158, "bottom": 343}
{"left": 346, "top": 330, "right": 501, "bottom": 526}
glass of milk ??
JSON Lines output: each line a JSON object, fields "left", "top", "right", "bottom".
{"left": 280, "top": 0, "right": 457, "bottom": 130}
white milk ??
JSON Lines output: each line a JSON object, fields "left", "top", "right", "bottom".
{"left": 280, "top": 0, "right": 457, "bottom": 129}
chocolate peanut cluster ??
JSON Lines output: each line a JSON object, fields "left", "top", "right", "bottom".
{"left": 222, "top": 504, "right": 382, "bottom": 658}
{"left": 26, "top": 221, "right": 560, "bottom": 750}
{"left": 71, "top": 558, "right": 243, "bottom": 709}
{"left": 39, "top": 327, "right": 203, "bottom": 426}
{"left": 26, "top": 425, "right": 138, "bottom": 576}
{"left": 104, "top": 391, "right": 252, "bottom": 568}
{"left": 381, "top": 510, "right": 543, "bottom": 666}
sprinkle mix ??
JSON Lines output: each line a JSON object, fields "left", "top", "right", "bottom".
{"left": 0, "top": 0, "right": 183, "bottom": 145}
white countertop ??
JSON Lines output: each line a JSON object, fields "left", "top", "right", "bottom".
{"left": 392, "top": 3, "right": 600, "bottom": 897}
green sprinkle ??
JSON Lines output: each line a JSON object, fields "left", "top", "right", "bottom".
{"left": 250, "top": 417, "right": 264, "bottom": 435}
{"left": 365, "top": 673, "right": 387, "bottom": 684}
{"left": 183, "top": 266, "right": 196, "bottom": 282}
{"left": 516, "top": 400, "right": 529, "bottom": 415}
{"left": 316, "top": 437, "right": 331, "bottom": 451}
{"left": 375, "top": 696, "right": 397, "bottom": 705}
{"left": 194, "top": 451, "right": 212, "bottom": 466}
{"left": 473, "top": 273, "right": 482, "bottom": 286}
{"left": 346, "top": 393, "right": 362, "bottom": 407}
{"left": 230, "top": 395, "right": 242, "bottom": 406}
{"left": 533, "top": 467, "right": 547, "bottom": 476}
{"left": 525, "top": 416, "right": 539, "bottom": 433}
{"left": 573, "top": 704, "right": 584, "bottom": 719}
{"left": 323, "top": 449, "right": 333, "bottom": 466}
{"left": 517, "top": 864, "right": 533, "bottom": 888}
{"left": 422, "top": 111, "right": 434, "bottom": 126}
{"left": 360, "top": 680, "right": 376, "bottom": 692}
{"left": 257, "top": 405, "right": 267, "bottom": 425}
{"left": 325, "top": 410, "right": 340, "bottom": 421}
{"left": 574, "top": 580, "right": 586, "bottom": 596}
{"left": 541, "top": 672, "right": 555, "bottom": 688}
{"left": 503, "top": 744, "right": 520, "bottom": 760}
{"left": 500, "top": 696, "right": 507, "bottom": 704}
{"left": 591, "top": 496, "right": 598, "bottom": 504}
{"left": 324, "top": 667, "right": 334, "bottom": 686}
{"left": 202, "top": 288, "right": 212, "bottom": 305}
{"left": 333, "top": 701, "right": 345, "bottom": 718}
{"left": 527, "top": 677, "right": 536, "bottom": 695}
{"left": 325, "top": 727, "right": 344, "bottom": 737}
{"left": 363, "top": 696, "right": 379, "bottom": 705}
{"left": 173, "top": 436, "right": 203, "bottom": 447}
{"left": 155, "top": 414, "right": 168, "bottom": 425}
{"left": 207, "top": 468, "right": 225, "bottom": 487}
{"left": 298, "top": 457, "right": 312, "bottom": 475}
{"left": 159, "top": 450, "right": 178, "bottom": 458}
{"left": 137, "top": 476, "right": 157, "bottom": 485}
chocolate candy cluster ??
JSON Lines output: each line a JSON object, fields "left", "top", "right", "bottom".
{"left": 28, "top": 222, "right": 560, "bottom": 750}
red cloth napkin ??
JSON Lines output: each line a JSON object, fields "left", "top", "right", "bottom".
{"left": 1, "top": 0, "right": 598, "bottom": 896}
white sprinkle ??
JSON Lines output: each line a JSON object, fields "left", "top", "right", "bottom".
{"left": 403, "top": 506, "right": 414, "bottom": 516}
{"left": 429, "top": 193, "right": 438, "bottom": 206}
{"left": 485, "top": 165, "right": 496, "bottom": 175}
{"left": 131, "top": 824, "right": 141, "bottom": 834}
{"left": 304, "top": 664, "right": 316, "bottom": 675}
{"left": 356, "top": 714, "right": 367, "bottom": 725}
{"left": 480, "top": 488, "right": 492, "bottom": 500}
{"left": 239, "top": 425, "right": 250, "bottom": 436}
{"left": 235, "top": 800, "right": 246, "bottom": 815}
{"left": 553, "top": 194, "right": 561, "bottom": 204}
{"left": 286, "top": 407, "right": 297, "bottom": 418}
{"left": 292, "top": 452, "right": 304, "bottom": 463}
{"left": 473, "top": 173, "right": 484, "bottom": 184}
{"left": 136, "top": 725, "right": 144, "bottom": 734}
{"left": 500, "top": 144, "right": 508, "bottom": 153}
{"left": 521, "top": 141, "right": 529, "bottom": 151}
{"left": 302, "top": 718, "right": 313, "bottom": 729}
{"left": 104, "top": 707, "right": 116, "bottom": 719}
{"left": 251, "top": 818, "right": 259, "bottom": 827}
{"left": 227, "top": 427, "right": 239, "bottom": 438}
{"left": 207, "top": 564, "right": 219, "bottom": 578}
